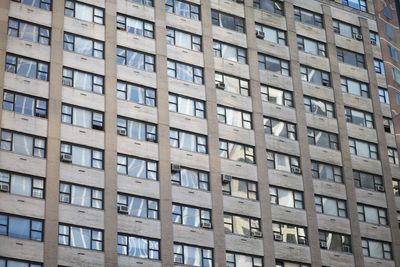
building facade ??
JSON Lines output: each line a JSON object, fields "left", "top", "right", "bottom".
{"left": 0, "top": 0, "right": 399, "bottom": 266}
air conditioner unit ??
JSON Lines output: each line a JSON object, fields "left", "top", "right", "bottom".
{"left": 60, "top": 153, "right": 72, "bottom": 163}
{"left": 117, "top": 128, "right": 127, "bottom": 136}
{"left": 291, "top": 166, "right": 302, "bottom": 174}
{"left": 353, "top": 34, "right": 363, "bottom": 40}
{"left": 322, "top": 81, "right": 329, "bottom": 86}
{"left": 375, "top": 185, "right": 385, "bottom": 192}
{"left": 116, "top": 24, "right": 125, "bottom": 30}
{"left": 370, "top": 40, "right": 377, "bottom": 45}
{"left": 201, "top": 222, "right": 212, "bottom": 229}
{"left": 273, "top": 233, "right": 283, "bottom": 241}
{"left": 0, "top": 184, "right": 9, "bottom": 192}
{"left": 35, "top": 111, "right": 46, "bottom": 118}
{"left": 118, "top": 205, "right": 129, "bottom": 214}
{"left": 256, "top": 30, "right": 265, "bottom": 39}
{"left": 251, "top": 230, "right": 263, "bottom": 238}
{"left": 171, "top": 164, "right": 181, "bottom": 172}
{"left": 32, "top": 190, "right": 43, "bottom": 198}
{"left": 92, "top": 121, "right": 103, "bottom": 130}
{"left": 342, "top": 245, "right": 351, "bottom": 253}
{"left": 298, "top": 237, "right": 307, "bottom": 245}
{"left": 320, "top": 241, "right": 328, "bottom": 249}
{"left": 236, "top": 0, "right": 244, "bottom": 3}
{"left": 59, "top": 194, "right": 70, "bottom": 203}
{"left": 216, "top": 81, "right": 225, "bottom": 89}
{"left": 221, "top": 174, "right": 232, "bottom": 183}
{"left": 333, "top": 28, "right": 340, "bottom": 34}
{"left": 146, "top": 135, "right": 157, "bottom": 142}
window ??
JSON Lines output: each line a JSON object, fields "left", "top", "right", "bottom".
{"left": 1, "top": 130, "right": 46, "bottom": 158}
{"left": 117, "top": 154, "right": 157, "bottom": 180}
{"left": 222, "top": 176, "right": 258, "bottom": 200}
{"left": 65, "top": 0, "right": 104, "bottom": 24}
{"left": 374, "top": 59, "right": 385, "bottom": 74}
{"left": 255, "top": 23, "right": 286, "bottom": 45}
{"left": 117, "top": 13, "right": 154, "bottom": 38}
{"left": 171, "top": 166, "right": 209, "bottom": 191}
{"left": 166, "top": 0, "right": 200, "bottom": 20}
{"left": 117, "top": 80, "right": 156, "bottom": 107}
{"left": 62, "top": 67, "right": 104, "bottom": 94}
{"left": 315, "top": 195, "right": 347, "bottom": 217}
{"left": 393, "top": 67, "right": 400, "bottom": 84}
{"left": 264, "top": 117, "right": 296, "bottom": 140}
{"left": 333, "top": 19, "right": 361, "bottom": 39}
{"left": 61, "top": 104, "right": 103, "bottom": 130}
{"left": 0, "top": 258, "right": 42, "bottom": 267}
{"left": 169, "top": 93, "right": 205, "bottom": 118}
{"left": 311, "top": 161, "right": 342, "bottom": 183}
{"left": 303, "top": 96, "right": 335, "bottom": 118}
{"left": 0, "top": 213, "right": 43, "bottom": 241}
{"left": 378, "top": 87, "right": 389, "bottom": 104}
{"left": 362, "top": 239, "right": 392, "bottom": 260}
{"left": 357, "top": 204, "right": 387, "bottom": 225}
{"left": 129, "top": 0, "right": 153, "bottom": 6}
{"left": 253, "top": 0, "right": 284, "bottom": 15}
{"left": 388, "top": 147, "right": 399, "bottom": 165}
{"left": 393, "top": 179, "right": 399, "bottom": 196}
{"left": 60, "top": 143, "right": 103, "bottom": 169}
{"left": 170, "top": 129, "right": 207, "bottom": 154}
{"left": 383, "top": 117, "right": 394, "bottom": 134}
{"left": 341, "top": 77, "right": 369, "bottom": 98}
{"left": 59, "top": 182, "right": 102, "bottom": 209}
{"left": 63, "top": 33, "right": 104, "bottom": 59}
{"left": 173, "top": 204, "right": 211, "bottom": 228}
{"left": 5, "top": 53, "right": 49, "bottom": 81}
{"left": 349, "top": 138, "right": 378, "bottom": 159}
{"left": 211, "top": 10, "right": 244, "bottom": 33}
{"left": 337, "top": 47, "right": 365, "bottom": 68}
{"left": 300, "top": 65, "right": 330, "bottom": 86}
{"left": 276, "top": 261, "right": 310, "bottom": 267}
{"left": 272, "top": 222, "right": 308, "bottom": 245}
{"left": 269, "top": 186, "right": 304, "bottom": 209}
{"left": 167, "top": 60, "right": 203, "bottom": 84}
{"left": 341, "top": 0, "right": 367, "bottom": 12}
{"left": 226, "top": 252, "right": 262, "bottom": 267}
{"left": 117, "top": 46, "right": 155, "bottom": 72}
{"left": 353, "top": 170, "right": 383, "bottom": 192}
{"left": 0, "top": 170, "right": 44, "bottom": 198}
{"left": 8, "top": 18, "right": 50, "bottom": 45}
{"left": 224, "top": 213, "right": 261, "bottom": 237}
{"left": 297, "top": 36, "right": 326, "bottom": 57}
{"left": 267, "top": 150, "right": 300, "bottom": 173}
{"left": 3, "top": 91, "right": 47, "bottom": 118}
{"left": 173, "top": 243, "right": 213, "bottom": 266}
{"left": 388, "top": 45, "right": 399, "bottom": 63}
{"left": 166, "top": 27, "right": 201, "bottom": 51}
{"left": 219, "top": 140, "right": 255, "bottom": 164}
{"left": 58, "top": 224, "right": 103, "bottom": 251}
{"left": 117, "top": 117, "right": 157, "bottom": 142}
{"left": 370, "top": 31, "right": 380, "bottom": 47}
{"left": 213, "top": 41, "right": 247, "bottom": 64}
{"left": 215, "top": 73, "right": 249, "bottom": 96}
{"left": 319, "top": 231, "right": 351, "bottom": 253}
{"left": 307, "top": 128, "right": 339, "bottom": 150}
{"left": 294, "top": 7, "right": 323, "bottom": 28}
{"left": 218, "top": 106, "right": 252, "bottom": 129}
{"left": 13, "top": 0, "right": 51, "bottom": 10}
{"left": 117, "top": 193, "right": 158, "bottom": 219}
{"left": 261, "top": 85, "right": 293, "bottom": 107}
{"left": 345, "top": 107, "right": 373, "bottom": 128}
{"left": 118, "top": 233, "right": 160, "bottom": 260}
{"left": 258, "top": 54, "right": 290, "bottom": 76}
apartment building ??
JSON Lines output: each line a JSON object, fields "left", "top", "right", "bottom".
{"left": 0, "top": 0, "right": 399, "bottom": 266}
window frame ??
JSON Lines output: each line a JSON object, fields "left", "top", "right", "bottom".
{"left": 170, "top": 128, "right": 208, "bottom": 154}
{"left": 62, "top": 67, "right": 104, "bottom": 94}
{"left": 117, "top": 153, "right": 158, "bottom": 180}
{"left": 117, "top": 80, "right": 156, "bottom": 106}
{"left": 315, "top": 195, "right": 347, "bottom": 218}
{"left": 219, "top": 139, "right": 255, "bottom": 164}
{"left": 117, "top": 233, "right": 160, "bottom": 260}
{"left": 0, "top": 213, "right": 43, "bottom": 242}
{"left": 117, "top": 46, "right": 155, "bottom": 72}
{"left": 7, "top": 17, "right": 50, "bottom": 45}
{"left": 211, "top": 9, "right": 245, "bottom": 33}
{"left": 3, "top": 90, "right": 48, "bottom": 118}
{"left": 60, "top": 142, "right": 103, "bottom": 169}
{"left": 0, "top": 129, "right": 46, "bottom": 158}
{"left": 5, "top": 53, "right": 49, "bottom": 81}
{"left": 63, "top": 32, "right": 104, "bottom": 59}
{"left": 59, "top": 182, "right": 103, "bottom": 209}
{"left": 64, "top": 0, "right": 104, "bottom": 24}
{"left": 58, "top": 223, "right": 103, "bottom": 251}
{"left": 0, "top": 170, "right": 45, "bottom": 199}
{"left": 116, "top": 13, "right": 154, "bottom": 38}
{"left": 117, "top": 193, "right": 159, "bottom": 219}
{"left": 258, "top": 53, "right": 290, "bottom": 76}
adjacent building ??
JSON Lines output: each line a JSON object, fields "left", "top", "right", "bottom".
{"left": 0, "top": 0, "right": 399, "bottom": 266}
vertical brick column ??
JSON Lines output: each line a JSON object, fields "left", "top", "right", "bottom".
{"left": 0, "top": 0, "right": 10, "bottom": 127}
